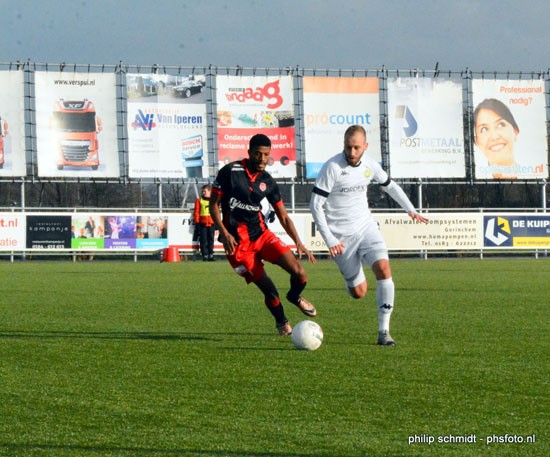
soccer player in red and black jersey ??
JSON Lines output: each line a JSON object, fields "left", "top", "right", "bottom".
{"left": 210, "top": 133, "right": 317, "bottom": 336}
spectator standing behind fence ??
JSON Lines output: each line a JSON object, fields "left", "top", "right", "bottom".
{"left": 194, "top": 184, "right": 216, "bottom": 261}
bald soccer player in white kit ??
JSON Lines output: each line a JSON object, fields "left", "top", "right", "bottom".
{"left": 309, "top": 125, "right": 428, "bottom": 346}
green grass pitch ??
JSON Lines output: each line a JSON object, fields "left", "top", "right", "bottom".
{"left": 0, "top": 258, "right": 548, "bottom": 457}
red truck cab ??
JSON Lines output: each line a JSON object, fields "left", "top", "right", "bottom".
{"left": 52, "top": 99, "right": 102, "bottom": 170}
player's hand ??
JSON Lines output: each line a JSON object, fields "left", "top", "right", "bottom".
{"left": 328, "top": 241, "right": 345, "bottom": 258}
{"left": 296, "top": 243, "right": 317, "bottom": 264}
{"left": 408, "top": 211, "right": 429, "bottom": 224}
{"left": 219, "top": 232, "right": 238, "bottom": 255}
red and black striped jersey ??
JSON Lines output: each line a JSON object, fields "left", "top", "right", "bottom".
{"left": 212, "top": 159, "right": 283, "bottom": 242}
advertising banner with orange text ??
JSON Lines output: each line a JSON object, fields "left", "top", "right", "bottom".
{"left": 302, "top": 77, "right": 381, "bottom": 178}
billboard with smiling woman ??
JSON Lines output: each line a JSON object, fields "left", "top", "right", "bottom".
{"left": 472, "top": 79, "right": 547, "bottom": 180}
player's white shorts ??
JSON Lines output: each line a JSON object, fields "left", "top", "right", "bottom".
{"left": 333, "top": 223, "right": 388, "bottom": 288}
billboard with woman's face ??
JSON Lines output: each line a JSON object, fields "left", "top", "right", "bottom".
{"left": 472, "top": 79, "right": 547, "bottom": 180}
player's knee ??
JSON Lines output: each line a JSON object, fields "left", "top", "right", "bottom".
{"left": 264, "top": 294, "right": 280, "bottom": 308}
{"left": 290, "top": 261, "right": 307, "bottom": 281}
{"left": 372, "top": 260, "right": 391, "bottom": 280}
{"left": 351, "top": 289, "right": 366, "bottom": 299}
{"left": 348, "top": 283, "right": 367, "bottom": 299}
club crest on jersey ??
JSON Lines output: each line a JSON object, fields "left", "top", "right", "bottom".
{"left": 259, "top": 182, "right": 267, "bottom": 192}
{"left": 364, "top": 168, "right": 373, "bottom": 179}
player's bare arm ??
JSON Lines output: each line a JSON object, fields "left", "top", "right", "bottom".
{"left": 274, "top": 203, "right": 316, "bottom": 264}
{"left": 209, "top": 192, "right": 238, "bottom": 255}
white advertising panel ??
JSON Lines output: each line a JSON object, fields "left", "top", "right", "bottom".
{"left": 167, "top": 212, "right": 307, "bottom": 252}
{"left": 0, "top": 211, "right": 547, "bottom": 252}
{"left": 374, "top": 213, "right": 482, "bottom": 250}
{"left": 472, "top": 79, "right": 547, "bottom": 180}
{"left": 303, "top": 77, "right": 381, "bottom": 179}
{"left": 0, "top": 213, "right": 26, "bottom": 250}
{"left": 34, "top": 71, "right": 120, "bottom": 178}
{"left": 167, "top": 213, "right": 223, "bottom": 252}
{"left": 387, "top": 77, "right": 466, "bottom": 178}
{"left": 127, "top": 73, "right": 209, "bottom": 178}
{"left": 306, "top": 212, "right": 550, "bottom": 251}
{"left": 0, "top": 71, "right": 26, "bottom": 176}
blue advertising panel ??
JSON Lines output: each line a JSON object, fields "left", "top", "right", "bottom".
{"left": 484, "top": 215, "right": 550, "bottom": 248}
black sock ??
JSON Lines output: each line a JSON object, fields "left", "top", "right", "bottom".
{"left": 287, "top": 277, "right": 306, "bottom": 304}
{"left": 265, "top": 296, "right": 286, "bottom": 323}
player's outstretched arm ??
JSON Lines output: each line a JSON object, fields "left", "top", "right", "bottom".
{"left": 381, "top": 180, "right": 428, "bottom": 223}
{"left": 274, "top": 203, "right": 316, "bottom": 264}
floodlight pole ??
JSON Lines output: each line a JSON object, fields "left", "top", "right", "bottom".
{"left": 418, "top": 179, "right": 427, "bottom": 259}
{"left": 543, "top": 180, "right": 547, "bottom": 211}
{"left": 290, "top": 179, "right": 295, "bottom": 212}
{"left": 158, "top": 182, "right": 163, "bottom": 211}
{"left": 543, "top": 179, "right": 548, "bottom": 258}
{"left": 417, "top": 179, "right": 423, "bottom": 210}
{"left": 20, "top": 179, "right": 25, "bottom": 209}
{"left": 18, "top": 179, "right": 26, "bottom": 263}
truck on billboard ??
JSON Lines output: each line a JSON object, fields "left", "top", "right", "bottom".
{"left": 51, "top": 99, "right": 102, "bottom": 170}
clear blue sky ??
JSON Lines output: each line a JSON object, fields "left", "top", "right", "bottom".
{"left": 2, "top": 0, "right": 549, "bottom": 72}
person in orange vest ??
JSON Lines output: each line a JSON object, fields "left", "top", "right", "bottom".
{"left": 194, "top": 184, "right": 216, "bottom": 261}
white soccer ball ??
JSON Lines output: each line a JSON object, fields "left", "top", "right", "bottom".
{"left": 291, "top": 320, "right": 323, "bottom": 351}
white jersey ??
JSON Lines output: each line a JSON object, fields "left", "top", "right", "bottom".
{"left": 310, "top": 152, "right": 388, "bottom": 247}
{"left": 310, "top": 152, "right": 417, "bottom": 248}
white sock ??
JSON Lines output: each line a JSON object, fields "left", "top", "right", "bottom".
{"left": 376, "top": 278, "right": 394, "bottom": 333}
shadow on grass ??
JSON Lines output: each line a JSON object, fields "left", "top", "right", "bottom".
{"left": 0, "top": 330, "right": 228, "bottom": 342}
{"left": 0, "top": 331, "right": 308, "bottom": 352}
{"left": 0, "top": 443, "right": 399, "bottom": 457}
{"left": 221, "top": 346, "right": 293, "bottom": 351}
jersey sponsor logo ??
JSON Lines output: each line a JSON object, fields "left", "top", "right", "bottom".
{"left": 338, "top": 184, "right": 368, "bottom": 193}
{"left": 229, "top": 197, "right": 261, "bottom": 212}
